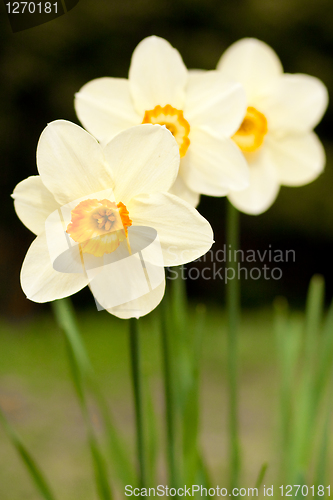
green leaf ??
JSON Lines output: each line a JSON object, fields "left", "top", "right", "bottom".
{"left": 314, "top": 337, "right": 333, "bottom": 494}
{"left": 274, "top": 298, "right": 302, "bottom": 481}
{"left": 144, "top": 380, "right": 158, "bottom": 486}
{"left": 53, "top": 299, "right": 112, "bottom": 500}
{"left": 293, "top": 276, "right": 325, "bottom": 474}
{"left": 53, "top": 298, "right": 92, "bottom": 376}
{"left": 314, "top": 300, "right": 333, "bottom": 410}
{"left": 254, "top": 462, "right": 268, "bottom": 491}
{"left": 304, "top": 275, "right": 325, "bottom": 368}
{"left": 182, "top": 304, "right": 206, "bottom": 485}
{"left": 88, "top": 433, "right": 113, "bottom": 500}
{"left": 53, "top": 298, "right": 137, "bottom": 490}
{"left": 160, "top": 282, "right": 180, "bottom": 488}
{"left": 100, "top": 402, "right": 138, "bottom": 490}
{"left": 0, "top": 407, "right": 57, "bottom": 500}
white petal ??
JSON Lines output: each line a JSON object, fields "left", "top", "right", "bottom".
{"left": 37, "top": 120, "right": 114, "bottom": 205}
{"left": 89, "top": 252, "right": 146, "bottom": 305}
{"left": 74, "top": 77, "right": 140, "bottom": 143}
{"left": 184, "top": 71, "right": 247, "bottom": 136}
{"left": 12, "top": 176, "right": 59, "bottom": 235}
{"left": 256, "top": 74, "right": 329, "bottom": 134}
{"left": 168, "top": 174, "right": 200, "bottom": 207}
{"left": 21, "top": 232, "right": 89, "bottom": 303}
{"left": 266, "top": 132, "right": 325, "bottom": 186}
{"left": 217, "top": 38, "right": 283, "bottom": 102}
{"left": 180, "top": 128, "right": 249, "bottom": 196}
{"left": 129, "top": 36, "right": 187, "bottom": 115}
{"left": 105, "top": 280, "right": 166, "bottom": 320}
{"left": 87, "top": 226, "right": 165, "bottom": 317}
{"left": 128, "top": 192, "right": 214, "bottom": 266}
{"left": 103, "top": 124, "right": 180, "bottom": 203}
{"left": 228, "top": 148, "right": 280, "bottom": 214}
{"left": 188, "top": 69, "right": 206, "bottom": 75}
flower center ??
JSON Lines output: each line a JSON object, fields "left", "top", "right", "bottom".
{"left": 66, "top": 199, "right": 132, "bottom": 257}
{"left": 232, "top": 106, "right": 268, "bottom": 153}
{"left": 142, "top": 104, "right": 190, "bottom": 158}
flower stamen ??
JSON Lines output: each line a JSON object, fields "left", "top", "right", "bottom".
{"left": 142, "top": 104, "right": 190, "bottom": 158}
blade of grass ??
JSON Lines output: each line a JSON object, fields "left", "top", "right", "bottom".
{"left": 293, "top": 276, "right": 324, "bottom": 476}
{"left": 63, "top": 333, "right": 112, "bottom": 500}
{"left": 168, "top": 271, "right": 209, "bottom": 488}
{"left": 304, "top": 275, "right": 324, "bottom": 368}
{"left": 295, "top": 472, "right": 307, "bottom": 500}
{"left": 314, "top": 399, "right": 331, "bottom": 497}
{"left": 52, "top": 296, "right": 91, "bottom": 375}
{"left": 170, "top": 265, "right": 187, "bottom": 331}
{"left": 254, "top": 462, "right": 268, "bottom": 491}
{"left": 195, "top": 454, "right": 212, "bottom": 490}
{"left": 100, "top": 399, "right": 137, "bottom": 489}
{"left": 129, "top": 318, "right": 147, "bottom": 489}
{"left": 163, "top": 272, "right": 209, "bottom": 490}
{"left": 0, "top": 407, "right": 57, "bottom": 500}
{"left": 170, "top": 267, "right": 191, "bottom": 411}
{"left": 274, "top": 297, "right": 302, "bottom": 482}
{"left": 160, "top": 291, "right": 178, "bottom": 489}
{"left": 182, "top": 304, "right": 206, "bottom": 485}
{"left": 145, "top": 380, "right": 159, "bottom": 486}
{"left": 53, "top": 298, "right": 137, "bottom": 490}
{"left": 53, "top": 299, "right": 112, "bottom": 500}
{"left": 314, "top": 309, "right": 333, "bottom": 497}
{"left": 226, "top": 201, "right": 241, "bottom": 490}
{"left": 313, "top": 300, "right": 333, "bottom": 410}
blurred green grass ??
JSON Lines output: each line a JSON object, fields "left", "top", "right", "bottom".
{"left": 0, "top": 304, "right": 295, "bottom": 500}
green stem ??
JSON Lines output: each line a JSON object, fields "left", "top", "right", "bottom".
{"left": 160, "top": 294, "right": 178, "bottom": 488}
{"left": 226, "top": 201, "right": 241, "bottom": 490}
{"left": 129, "top": 318, "right": 146, "bottom": 488}
{"left": 53, "top": 300, "right": 112, "bottom": 500}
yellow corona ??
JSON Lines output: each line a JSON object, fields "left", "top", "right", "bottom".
{"left": 142, "top": 104, "right": 190, "bottom": 157}
{"left": 67, "top": 199, "right": 132, "bottom": 257}
{"left": 232, "top": 106, "right": 268, "bottom": 153}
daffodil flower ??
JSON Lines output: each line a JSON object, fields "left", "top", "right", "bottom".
{"left": 12, "top": 121, "right": 214, "bottom": 319}
{"left": 217, "top": 38, "right": 328, "bottom": 214}
{"left": 74, "top": 35, "right": 250, "bottom": 206}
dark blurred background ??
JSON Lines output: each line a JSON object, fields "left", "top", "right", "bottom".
{"left": 1, "top": 0, "right": 333, "bottom": 317}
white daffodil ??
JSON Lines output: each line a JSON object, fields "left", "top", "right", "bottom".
{"left": 74, "top": 35, "right": 250, "bottom": 207}
{"left": 12, "top": 121, "right": 214, "bottom": 319}
{"left": 217, "top": 38, "right": 328, "bottom": 215}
